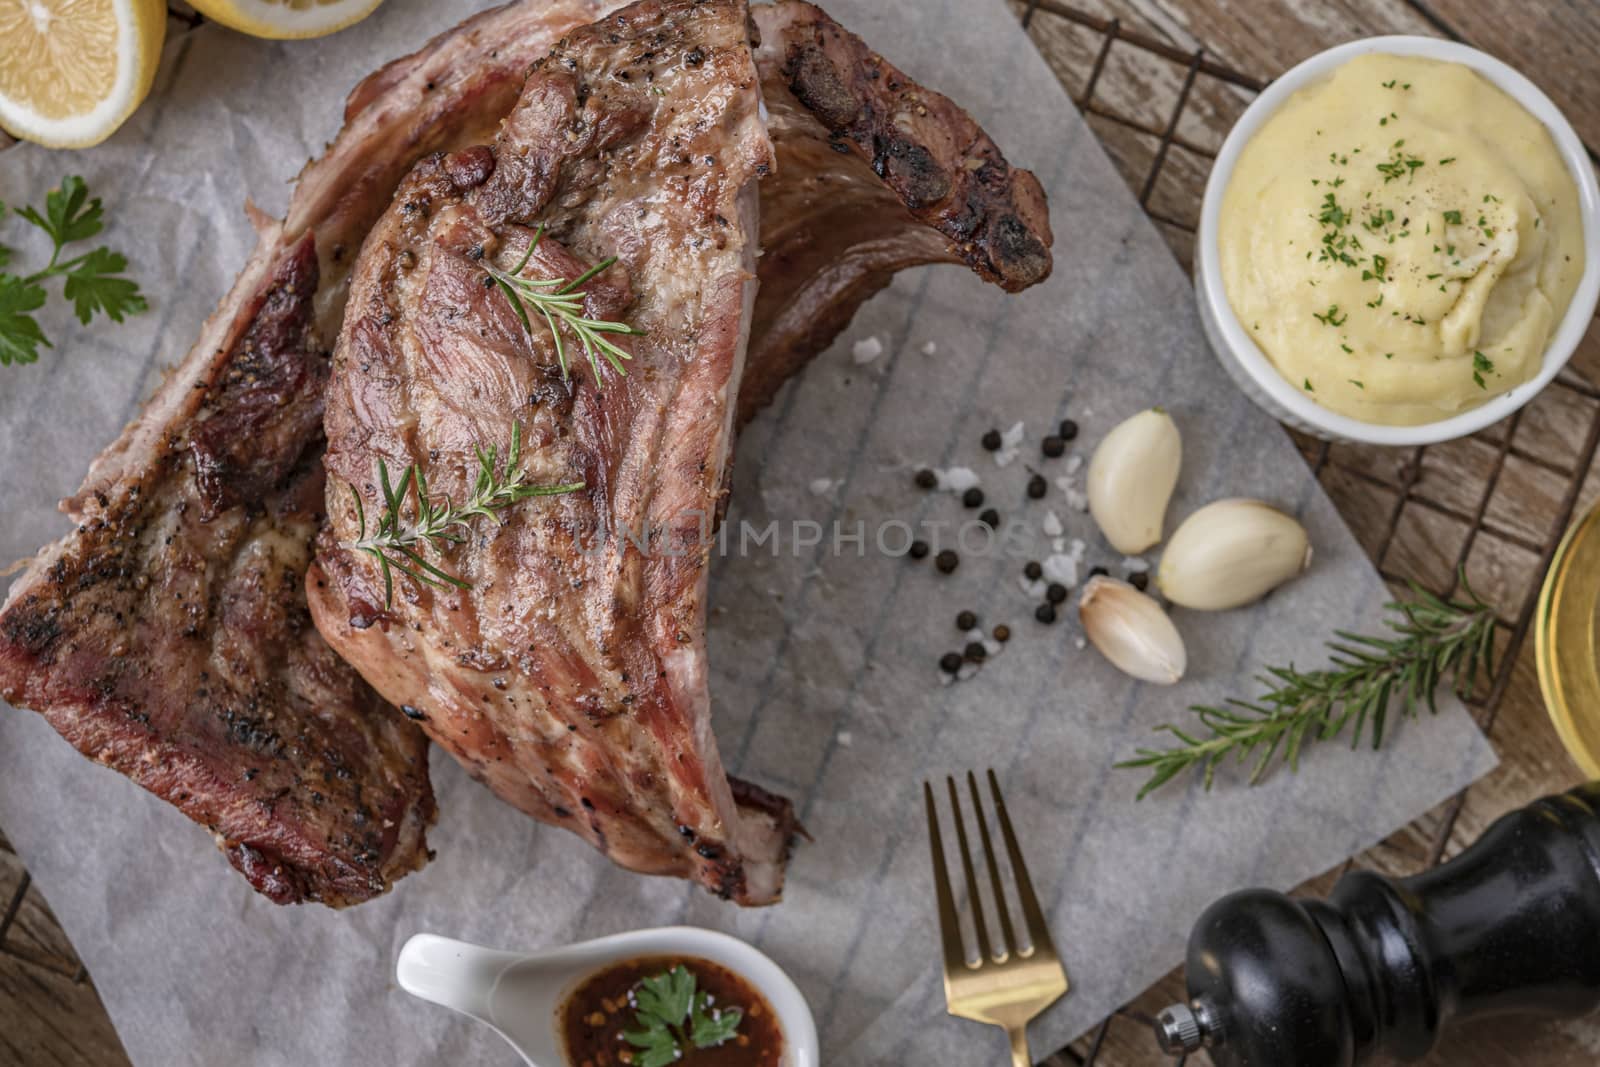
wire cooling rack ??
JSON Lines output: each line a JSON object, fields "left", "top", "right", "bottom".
{"left": 1010, "top": 1, "right": 1600, "bottom": 1063}
{"left": 3, "top": 3, "right": 1600, "bottom": 1065}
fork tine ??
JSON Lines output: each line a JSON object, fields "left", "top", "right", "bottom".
{"left": 967, "top": 770, "right": 1019, "bottom": 959}
{"left": 924, "top": 781, "right": 968, "bottom": 973}
{"left": 988, "top": 768, "right": 1057, "bottom": 956}
{"left": 946, "top": 776, "right": 995, "bottom": 963}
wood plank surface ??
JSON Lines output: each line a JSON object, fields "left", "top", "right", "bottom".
{"left": 1013, "top": 1, "right": 1600, "bottom": 1064}
{"left": 4, "top": 2, "right": 1600, "bottom": 1065}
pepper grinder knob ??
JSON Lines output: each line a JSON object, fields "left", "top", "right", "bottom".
{"left": 1152, "top": 782, "right": 1600, "bottom": 1067}
{"left": 1154, "top": 1004, "right": 1201, "bottom": 1053}
{"left": 1154, "top": 999, "right": 1222, "bottom": 1054}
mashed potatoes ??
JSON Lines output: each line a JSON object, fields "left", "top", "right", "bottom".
{"left": 1220, "top": 54, "right": 1584, "bottom": 425}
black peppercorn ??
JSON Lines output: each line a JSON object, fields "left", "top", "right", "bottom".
{"left": 1088, "top": 565, "right": 1108, "bottom": 579}
{"left": 1129, "top": 570, "right": 1149, "bottom": 591}
{"left": 962, "top": 487, "right": 984, "bottom": 508}
{"left": 956, "top": 610, "right": 977, "bottom": 631}
{"left": 992, "top": 624, "right": 1011, "bottom": 643}
{"left": 1024, "top": 560, "right": 1043, "bottom": 581}
{"left": 908, "top": 540, "right": 930, "bottom": 560}
{"left": 1041, "top": 435, "right": 1066, "bottom": 458}
{"left": 981, "top": 428, "right": 1003, "bottom": 451}
{"left": 939, "top": 652, "right": 964, "bottom": 674}
{"left": 935, "top": 550, "right": 960, "bottom": 574}
{"left": 1058, "top": 418, "right": 1079, "bottom": 441}
{"left": 1046, "top": 582, "right": 1068, "bottom": 604}
{"left": 1034, "top": 602, "right": 1057, "bottom": 624}
{"left": 915, "top": 468, "right": 938, "bottom": 490}
{"left": 979, "top": 507, "right": 1000, "bottom": 528}
{"left": 963, "top": 642, "right": 987, "bottom": 662}
{"left": 1027, "top": 474, "right": 1047, "bottom": 499}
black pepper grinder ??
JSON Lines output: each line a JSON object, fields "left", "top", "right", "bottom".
{"left": 1152, "top": 782, "right": 1600, "bottom": 1066}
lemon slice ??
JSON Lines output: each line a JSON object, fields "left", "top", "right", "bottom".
{"left": 0, "top": 0, "right": 167, "bottom": 148}
{"left": 186, "top": 0, "right": 384, "bottom": 40}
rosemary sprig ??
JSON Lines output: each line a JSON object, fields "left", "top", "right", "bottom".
{"left": 348, "top": 423, "right": 583, "bottom": 606}
{"left": 484, "top": 224, "right": 643, "bottom": 386}
{"left": 1118, "top": 578, "right": 1497, "bottom": 799}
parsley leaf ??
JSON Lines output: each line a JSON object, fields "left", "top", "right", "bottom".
{"left": 16, "top": 175, "right": 105, "bottom": 252}
{"left": 636, "top": 965, "right": 696, "bottom": 1029}
{"left": 622, "top": 1022, "right": 680, "bottom": 1067}
{"left": 62, "top": 247, "right": 148, "bottom": 324}
{"left": 1473, "top": 350, "right": 1495, "bottom": 389}
{"left": 622, "top": 965, "right": 745, "bottom": 1065}
{"left": 690, "top": 992, "right": 743, "bottom": 1049}
{"left": 0, "top": 176, "right": 145, "bottom": 367}
{"left": 0, "top": 276, "right": 50, "bottom": 366}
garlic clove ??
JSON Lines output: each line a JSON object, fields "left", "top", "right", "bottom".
{"left": 1158, "top": 498, "right": 1312, "bottom": 611}
{"left": 1087, "top": 407, "right": 1182, "bottom": 555}
{"left": 1078, "top": 575, "right": 1186, "bottom": 685}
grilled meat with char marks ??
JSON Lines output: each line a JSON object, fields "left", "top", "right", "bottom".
{"left": 740, "top": 0, "right": 1053, "bottom": 423}
{"left": 310, "top": 0, "right": 796, "bottom": 904}
{"left": 0, "top": 233, "right": 432, "bottom": 908}
{"left": 0, "top": 0, "right": 620, "bottom": 906}
{"left": 0, "top": 0, "right": 1052, "bottom": 906}
{"left": 308, "top": 0, "right": 1053, "bottom": 905}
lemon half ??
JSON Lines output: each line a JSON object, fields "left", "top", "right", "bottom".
{"left": 186, "top": 0, "right": 384, "bottom": 40}
{"left": 0, "top": 0, "right": 167, "bottom": 148}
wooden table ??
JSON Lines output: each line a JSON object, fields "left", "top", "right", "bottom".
{"left": 3, "top": 1, "right": 1599, "bottom": 1064}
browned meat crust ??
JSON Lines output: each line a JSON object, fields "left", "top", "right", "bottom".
{"left": 0, "top": 0, "right": 620, "bottom": 906}
{"left": 310, "top": 0, "right": 799, "bottom": 905}
{"left": 739, "top": 0, "right": 1054, "bottom": 424}
{"left": 0, "top": 236, "right": 433, "bottom": 907}
{"left": 0, "top": 0, "right": 1052, "bottom": 907}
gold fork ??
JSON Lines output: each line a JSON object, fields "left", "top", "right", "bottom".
{"left": 924, "top": 769, "right": 1070, "bottom": 1066}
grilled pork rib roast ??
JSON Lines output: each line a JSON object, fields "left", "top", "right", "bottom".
{"left": 741, "top": 0, "right": 1053, "bottom": 424}
{"left": 308, "top": 0, "right": 1053, "bottom": 905}
{"left": 0, "top": 0, "right": 617, "bottom": 906}
{"left": 309, "top": 0, "right": 794, "bottom": 904}
{"left": 0, "top": 0, "right": 1052, "bottom": 905}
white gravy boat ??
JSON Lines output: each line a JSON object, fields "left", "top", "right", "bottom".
{"left": 396, "top": 926, "right": 820, "bottom": 1066}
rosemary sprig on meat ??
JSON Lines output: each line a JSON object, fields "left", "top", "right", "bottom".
{"left": 484, "top": 224, "right": 643, "bottom": 386}
{"left": 348, "top": 423, "right": 583, "bottom": 606}
{"left": 1118, "top": 578, "right": 1497, "bottom": 799}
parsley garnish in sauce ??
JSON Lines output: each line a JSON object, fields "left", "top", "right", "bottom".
{"left": 623, "top": 965, "right": 744, "bottom": 1067}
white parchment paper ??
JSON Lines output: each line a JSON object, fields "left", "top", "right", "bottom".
{"left": 0, "top": 1, "right": 1496, "bottom": 1063}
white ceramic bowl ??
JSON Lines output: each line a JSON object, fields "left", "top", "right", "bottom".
{"left": 1195, "top": 35, "right": 1600, "bottom": 445}
{"left": 397, "top": 926, "right": 819, "bottom": 1067}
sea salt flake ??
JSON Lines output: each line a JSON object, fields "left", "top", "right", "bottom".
{"left": 1064, "top": 454, "right": 1083, "bottom": 474}
{"left": 956, "top": 663, "right": 980, "bottom": 681}
{"left": 852, "top": 336, "right": 884, "bottom": 364}
{"left": 993, "top": 420, "right": 1027, "bottom": 467}
{"left": 1042, "top": 553, "right": 1080, "bottom": 588}
{"left": 1121, "top": 556, "right": 1148, "bottom": 571}
{"left": 809, "top": 477, "right": 836, "bottom": 496}
{"left": 936, "top": 466, "right": 981, "bottom": 492}
{"left": 837, "top": 731, "right": 853, "bottom": 747}
{"left": 1041, "top": 510, "right": 1063, "bottom": 537}
{"left": 921, "top": 340, "right": 938, "bottom": 355}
